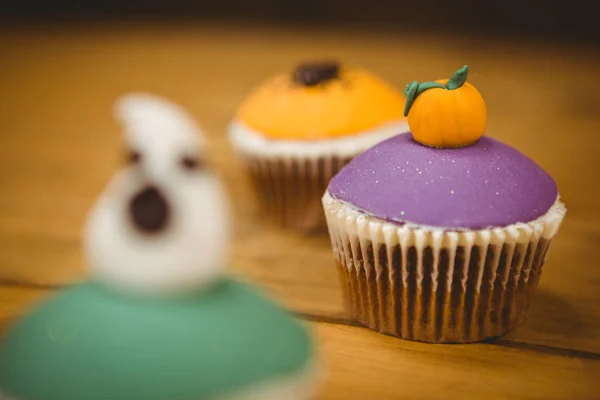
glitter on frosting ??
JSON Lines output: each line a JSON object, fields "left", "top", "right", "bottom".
{"left": 327, "top": 133, "right": 558, "bottom": 230}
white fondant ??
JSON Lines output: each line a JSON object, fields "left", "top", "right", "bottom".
{"left": 324, "top": 192, "right": 566, "bottom": 236}
{"left": 117, "top": 92, "right": 205, "bottom": 159}
{"left": 228, "top": 119, "right": 410, "bottom": 158}
{"left": 0, "top": 359, "right": 320, "bottom": 400}
{"left": 217, "top": 359, "right": 321, "bottom": 400}
{"left": 0, "top": 388, "right": 16, "bottom": 400}
{"left": 84, "top": 93, "right": 230, "bottom": 296}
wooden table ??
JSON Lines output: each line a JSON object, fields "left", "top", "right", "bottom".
{"left": 1, "top": 24, "right": 599, "bottom": 399}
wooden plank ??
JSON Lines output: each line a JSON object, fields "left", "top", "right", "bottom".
{"left": 1, "top": 286, "right": 598, "bottom": 399}
{"left": 0, "top": 26, "right": 599, "bottom": 356}
{"left": 315, "top": 322, "right": 600, "bottom": 400}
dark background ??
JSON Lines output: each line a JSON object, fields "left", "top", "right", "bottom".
{"left": 1, "top": 0, "right": 598, "bottom": 45}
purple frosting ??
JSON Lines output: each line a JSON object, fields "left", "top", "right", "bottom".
{"left": 328, "top": 133, "right": 558, "bottom": 229}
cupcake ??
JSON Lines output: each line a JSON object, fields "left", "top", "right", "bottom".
{"left": 229, "top": 61, "right": 408, "bottom": 232}
{"left": 0, "top": 94, "right": 318, "bottom": 400}
{"left": 322, "top": 66, "right": 566, "bottom": 343}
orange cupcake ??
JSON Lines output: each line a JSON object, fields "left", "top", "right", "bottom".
{"left": 229, "top": 61, "right": 408, "bottom": 232}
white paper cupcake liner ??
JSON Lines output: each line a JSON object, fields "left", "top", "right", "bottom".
{"left": 0, "top": 388, "right": 16, "bottom": 400}
{"left": 0, "top": 359, "right": 321, "bottom": 400}
{"left": 229, "top": 120, "right": 409, "bottom": 232}
{"left": 242, "top": 154, "right": 352, "bottom": 232}
{"left": 322, "top": 192, "right": 566, "bottom": 343}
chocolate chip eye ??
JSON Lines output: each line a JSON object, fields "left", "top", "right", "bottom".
{"left": 180, "top": 155, "right": 203, "bottom": 171}
{"left": 127, "top": 150, "right": 142, "bottom": 165}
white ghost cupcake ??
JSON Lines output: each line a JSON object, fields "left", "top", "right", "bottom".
{"left": 0, "top": 94, "right": 319, "bottom": 400}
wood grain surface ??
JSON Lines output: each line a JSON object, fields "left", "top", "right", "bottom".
{"left": 1, "top": 24, "right": 599, "bottom": 399}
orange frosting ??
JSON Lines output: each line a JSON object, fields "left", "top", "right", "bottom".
{"left": 236, "top": 67, "right": 406, "bottom": 140}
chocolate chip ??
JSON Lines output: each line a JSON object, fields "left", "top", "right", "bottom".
{"left": 128, "top": 185, "right": 170, "bottom": 234}
{"left": 127, "top": 149, "right": 142, "bottom": 165}
{"left": 293, "top": 61, "right": 341, "bottom": 86}
{"left": 180, "top": 155, "right": 202, "bottom": 171}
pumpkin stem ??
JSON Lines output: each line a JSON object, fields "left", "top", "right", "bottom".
{"left": 403, "top": 81, "right": 446, "bottom": 116}
{"left": 416, "top": 82, "right": 447, "bottom": 95}
{"left": 403, "top": 81, "right": 419, "bottom": 117}
{"left": 445, "top": 65, "right": 469, "bottom": 90}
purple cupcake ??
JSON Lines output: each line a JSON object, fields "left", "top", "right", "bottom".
{"left": 322, "top": 66, "right": 566, "bottom": 343}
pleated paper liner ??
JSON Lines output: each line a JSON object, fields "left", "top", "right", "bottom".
{"left": 243, "top": 155, "right": 353, "bottom": 233}
{"left": 0, "top": 392, "right": 15, "bottom": 400}
{"left": 323, "top": 192, "right": 566, "bottom": 343}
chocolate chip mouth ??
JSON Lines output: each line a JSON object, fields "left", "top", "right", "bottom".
{"left": 128, "top": 185, "right": 170, "bottom": 234}
{"left": 293, "top": 61, "right": 341, "bottom": 86}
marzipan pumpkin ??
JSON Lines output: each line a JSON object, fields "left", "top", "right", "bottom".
{"left": 404, "top": 65, "right": 487, "bottom": 148}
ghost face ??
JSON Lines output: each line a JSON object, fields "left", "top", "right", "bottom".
{"left": 83, "top": 96, "right": 230, "bottom": 296}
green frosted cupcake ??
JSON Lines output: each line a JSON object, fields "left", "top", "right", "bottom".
{"left": 0, "top": 94, "right": 318, "bottom": 400}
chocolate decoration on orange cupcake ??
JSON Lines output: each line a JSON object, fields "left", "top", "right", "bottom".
{"left": 293, "top": 61, "right": 341, "bottom": 86}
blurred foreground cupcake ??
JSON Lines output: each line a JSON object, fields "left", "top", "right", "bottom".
{"left": 229, "top": 61, "right": 408, "bottom": 232}
{"left": 0, "top": 94, "right": 318, "bottom": 400}
{"left": 322, "top": 66, "right": 566, "bottom": 343}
